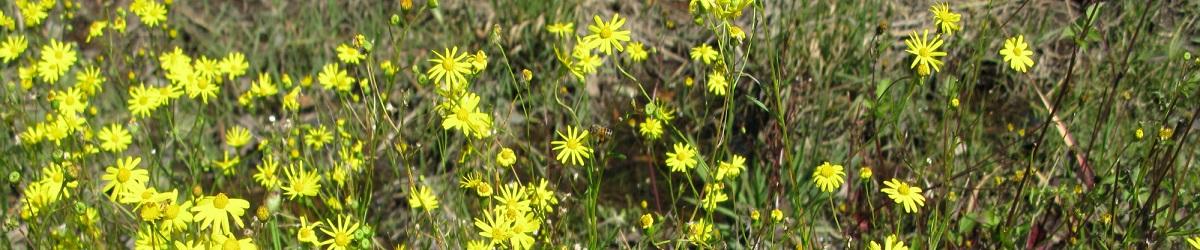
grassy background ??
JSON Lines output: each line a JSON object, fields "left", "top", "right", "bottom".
{"left": 3, "top": 0, "right": 1200, "bottom": 248}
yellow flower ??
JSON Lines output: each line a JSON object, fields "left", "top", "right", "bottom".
{"left": 427, "top": 46, "right": 472, "bottom": 90}
{"left": 687, "top": 219, "right": 714, "bottom": 244}
{"left": 640, "top": 214, "right": 654, "bottom": 229}
{"left": 527, "top": 179, "right": 558, "bottom": 212}
{"left": 1160, "top": 126, "right": 1174, "bottom": 141}
{"left": 86, "top": 21, "right": 108, "bottom": 43}
{"left": 282, "top": 162, "right": 322, "bottom": 200}
{"left": 706, "top": 70, "right": 728, "bottom": 96}
{"left": 930, "top": 2, "right": 961, "bottom": 35}
{"left": 869, "top": 234, "right": 909, "bottom": 250}
{"left": 160, "top": 200, "right": 193, "bottom": 233}
{"left": 37, "top": 39, "right": 78, "bottom": 83}
{"left": 470, "top": 50, "right": 488, "bottom": 73}
{"left": 336, "top": 43, "right": 365, "bottom": 64}
{"left": 715, "top": 154, "right": 746, "bottom": 181}
{"left": 250, "top": 73, "right": 278, "bottom": 97}
{"left": 254, "top": 155, "right": 281, "bottom": 189}
{"left": 881, "top": 179, "right": 926, "bottom": 213}
{"left": 220, "top": 52, "right": 249, "bottom": 79}
{"left": 1187, "top": 236, "right": 1200, "bottom": 249}
{"left": 214, "top": 152, "right": 241, "bottom": 175}
{"left": 320, "top": 214, "right": 361, "bottom": 250}
{"left": 131, "top": 0, "right": 168, "bottom": 27}
{"left": 297, "top": 216, "right": 323, "bottom": 245}
{"left": 584, "top": 14, "right": 632, "bottom": 55}
{"left": 496, "top": 147, "right": 517, "bottom": 167}
{"left": 813, "top": 161, "right": 846, "bottom": 193}
{"left": 225, "top": 126, "right": 251, "bottom": 147}
{"left": 318, "top": 63, "right": 354, "bottom": 92}
{"left": 546, "top": 22, "right": 575, "bottom": 37}
{"left": 639, "top": 117, "right": 663, "bottom": 140}
{"left": 1135, "top": 128, "right": 1144, "bottom": 140}
{"left": 76, "top": 66, "right": 106, "bottom": 95}
{"left": 665, "top": 143, "right": 698, "bottom": 173}
{"left": 101, "top": 157, "right": 149, "bottom": 201}
{"left": 214, "top": 233, "right": 257, "bottom": 250}
{"left": 750, "top": 210, "right": 760, "bottom": 221}
{"left": 128, "top": 84, "right": 162, "bottom": 117}
{"left": 120, "top": 185, "right": 176, "bottom": 206}
{"left": 97, "top": 123, "right": 131, "bottom": 152}
{"left": 475, "top": 208, "right": 513, "bottom": 246}
{"left": 283, "top": 86, "right": 301, "bottom": 111}
{"left": 700, "top": 184, "right": 728, "bottom": 211}
{"left": 999, "top": 35, "right": 1035, "bottom": 73}
{"left": 466, "top": 241, "right": 489, "bottom": 250}
{"left": 495, "top": 182, "right": 532, "bottom": 216}
{"left": 191, "top": 193, "right": 250, "bottom": 237}
{"left": 571, "top": 45, "right": 603, "bottom": 79}
{"left": 771, "top": 209, "right": 783, "bottom": 221}
{"left": 904, "top": 30, "right": 946, "bottom": 76}
{"left": 860, "top": 166, "right": 873, "bottom": 179}
{"left": 626, "top": 41, "right": 648, "bottom": 62}
{"left": 690, "top": 44, "right": 719, "bottom": 65}
{"left": 0, "top": 35, "right": 28, "bottom": 63}
{"left": 409, "top": 185, "right": 439, "bottom": 212}
{"left": 551, "top": 126, "right": 593, "bottom": 166}
{"left": 50, "top": 88, "right": 87, "bottom": 115}
{"left": 442, "top": 92, "right": 494, "bottom": 138}
{"left": 305, "top": 125, "right": 334, "bottom": 149}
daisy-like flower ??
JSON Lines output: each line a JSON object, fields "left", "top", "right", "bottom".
{"left": 470, "top": 50, "right": 488, "bottom": 73}
{"left": 427, "top": 46, "right": 473, "bottom": 90}
{"left": 527, "top": 179, "right": 558, "bottom": 212}
{"left": 546, "top": 22, "right": 575, "bottom": 37}
{"left": 225, "top": 126, "right": 251, "bottom": 148}
{"left": 881, "top": 179, "right": 926, "bottom": 213}
{"left": 813, "top": 162, "right": 846, "bottom": 193}
{"left": 409, "top": 185, "right": 440, "bottom": 212}
{"left": 860, "top": 166, "right": 874, "bottom": 179}
{"left": 715, "top": 154, "right": 746, "bottom": 181}
{"left": 904, "top": 30, "right": 946, "bottom": 76}
{"left": 442, "top": 92, "right": 494, "bottom": 138}
{"left": 128, "top": 84, "right": 161, "bottom": 117}
{"left": 869, "top": 234, "right": 910, "bottom": 250}
{"left": 318, "top": 63, "right": 354, "bottom": 92}
{"left": 930, "top": 2, "right": 962, "bottom": 35}
{"left": 219, "top": 52, "right": 249, "bottom": 79}
{"left": 282, "top": 162, "right": 321, "bottom": 200}
{"left": 86, "top": 21, "right": 108, "bottom": 43}
{"left": 0, "top": 35, "right": 27, "bottom": 63}
{"left": 98, "top": 123, "right": 132, "bottom": 153}
{"left": 320, "top": 214, "right": 361, "bottom": 250}
{"left": 305, "top": 125, "right": 334, "bottom": 150}
{"left": 551, "top": 125, "right": 593, "bottom": 166}
{"left": 475, "top": 209, "right": 514, "bottom": 246}
{"left": 665, "top": 143, "right": 699, "bottom": 173}
{"left": 296, "top": 216, "right": 323, "bottom": 245}
{"left": 336, "top": 43, "right": 364, "bottom": 64}
{"left": 706, "top": 70, "right": 728, "bottom": 96}
{"left": 191, "top": 192, "right": 250, "bottom": 237}
{"left": 184, "top": 77, "right": 219, "bottom": 104}
{"left": 495, "top": 183, "right": 532, "bottom": 217}
{"left": 639, "top": 117, "right": 663, "bottom": 140}
{"left": 101, "top": 157, "right": 149, "bottom": 201}
{"left": 160, "top": 200, "right": 193, "bottom": 233}
{"left": 254, "top": 155, "right": 281, "bottom": 189}
{"left": 496, "top": 147, "right": 517, "bottom": 167}
{"left": 75, "top": 66, "right": 106, "bottom": 95}
{"left": 690, "top": 44, "right": 719, "bottom": 65}
{"left": 584, "top": 14, "right": 631, "bottom": 55}
{"left": 700, "top": 184, "right": 728, "bottom": 211}
{"left": 687, "top": 219, "right": 715, "bottom": 244}
{"left": 37, "top": 39, "right": 77, "bottom": 83}
{"left": 626, "top": 41, "right": 648, "bottom": 62}
{"left": 999, "top": 35, "right": 1035, "bottom": 73}
{"left": 131, "top": 0, "right": 167, "bottom": 27}
{"left": 214, "top": 233, "right": 257, "bottom": 250}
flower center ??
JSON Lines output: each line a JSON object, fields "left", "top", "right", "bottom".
{"left": 117, "top": 168, "right": 132, "bottom": 182}
{"left": 917, "top": 47, "right": 932, "bottom": 58}
{"left": 335, "top": 234, "right": 351, "bottom": 246}
{"left": 214, "top": 193, "right": 230, "bottom": 209}
{"left": 819, "top": 167, "right": 834, "bottom": 177}
{"left": 600, "top": 27, "right": 613, "bottom": 39}
{"left": 223, "top": 238, "right": 240, "bottom": 250}
{"left": 162, "top": 204, "right": 179, "bottom": 219}
{"left": 1011, "top": 47, "right": 1024, "bottom": 56}
{"left": 441, "top": 59, "right": 456, "bottom": 71}
{"left": 896, "top": 184, "right": 910, "bottom": 195}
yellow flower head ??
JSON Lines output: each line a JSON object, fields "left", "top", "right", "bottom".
{"left": 427, "top": 46, "right": 473, "bottom": 91}
{"left": 715, "top": 154, "right": 746, "bottom": 181}
{"left": 881, "top": 179, "right": 926, "bottom": 213}
{"left": 225, "top": 126, "right": 252, "bottom": 148}
{"left": 282, "top": 162, "right": 322, "bottom": 200}
{"left": 999, "top": 35, "right": 1035, "bottom": 73}
{"left": 547, "top": 22, "right": 575, "bottom": 37}
{"left": 639, "top": 117, "right": 664, "bottom": 140}
{"left": 0, "top": 35, "right": 28, "bottom": 63}
{"left": 101, "top": 157, "right": 149, "bottom": 201}
{"left": 442, "top": 92, "right": 494, "bottom": 138}
{"left": 690, "top": 44, "right": 719, "bottom": 65}
{"left": 297, "top": 216, "right": 323, "bottom": 245}
{"left": 409, "top": 185, "right": 440, "bottom": 212}
{"left": 585, "top": 14, "right": 632, "bottom": 55}
{"left": 551, "top": 125, "right": 593, "bottom": 166}
{"left": 318, "top": 63, "right": 354, "bottom": 92}
{"left": 37, "top": 39, "right": 78, "bottom": 83}
{"left": 496, "top": 147, "right": 517, "bottom": 167}
{"left": 813, "top": 161, "right": 846, "bottom": 193}
{"left": 665, "top": 142, "right": 699, "bottom": 173}
{"left": 707, "top": 70, "right": 729, "bottom": 96}
{"left": 191, "top": 192, "right": 250, "bottom": 237}
{"left": 869, "top": 234, "right": 910, "bottom": 250}
{"left": 930, "top": 2, "right": 962, "bottom": 35}
{"left": 336, "top": 43, "right": 365, "bottom": 65}
{"left": 904, "top": 30, "right": 946, "bottom": 76}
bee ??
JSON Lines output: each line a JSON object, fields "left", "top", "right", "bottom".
{"left": 590, "top": 125, "right": 612, "bottom": 144}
